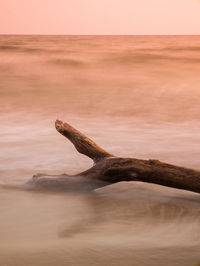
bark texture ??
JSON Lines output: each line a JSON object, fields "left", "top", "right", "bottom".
{"left": 30, "top": 120, "right": 200, "bottom": 194}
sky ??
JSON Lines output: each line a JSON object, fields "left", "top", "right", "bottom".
{"left": 0, "top": 0, "right": 200, "bottom": 35}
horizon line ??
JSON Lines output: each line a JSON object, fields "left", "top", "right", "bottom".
{"left": 0, "top": 33, "right": 200, "bottom": 36}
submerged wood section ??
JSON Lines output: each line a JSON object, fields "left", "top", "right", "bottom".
{"left": 31, "top": 120, "right": 200, "bottom": 194}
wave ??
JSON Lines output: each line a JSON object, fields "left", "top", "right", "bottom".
{"left": 137, "top": 46, "right": 200, "bottom": 52}
{"left": 102, "top": 52, "right": 200, "bottom": 65}
{"left": 165, "top": 46, "right": 200, "bottom": 52}
{"left": 49, "top": 58, "right": 85, "bottom": 67}
{"left": 0, "top": 45, "right": 47, "bottom": 53}
{"left": 0, "top": 45, "right": 20, "bottom": 51}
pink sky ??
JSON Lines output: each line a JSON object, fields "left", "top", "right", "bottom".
{"left": 1, "top": 0, "right": 200, "bottom": 34}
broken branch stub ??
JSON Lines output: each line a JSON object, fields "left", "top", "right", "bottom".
{"left": 55, "top": 120, "right": 114, "bottom": 163}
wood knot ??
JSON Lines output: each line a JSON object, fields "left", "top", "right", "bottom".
{"left": 149, "top": 159, "right": 160, "bottom": 165}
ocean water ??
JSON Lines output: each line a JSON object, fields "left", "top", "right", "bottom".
{"left": 0, "top": 35, "right": 200, "bottom": 266}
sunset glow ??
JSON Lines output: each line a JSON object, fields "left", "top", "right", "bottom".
{"left": 1, "top": 0, "right": 200, "bottom": 35}
{"left": 1, "top": 0, "right": 200, "bottom": 264}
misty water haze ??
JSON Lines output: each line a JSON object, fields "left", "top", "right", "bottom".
{"left": 0, "top": 35, "right": 200, "bottom": 266}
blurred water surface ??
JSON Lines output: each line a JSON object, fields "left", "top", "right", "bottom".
{"left": 0, "top": 35, "right": 200, "bottom": 266}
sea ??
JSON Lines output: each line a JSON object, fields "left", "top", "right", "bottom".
{"left": 0, "top": 35, "right": 200, "bottom": 266}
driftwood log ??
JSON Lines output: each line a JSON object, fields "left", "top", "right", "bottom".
{"left": 28, "top": 120, "right": 200, "bottom": 194}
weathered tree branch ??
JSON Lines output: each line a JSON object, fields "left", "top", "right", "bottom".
{"left": 29, "top": 120, "right": 200, "bottom": 194}
{"left": 55, "top": 120, "right": 114, "bottom": 163}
